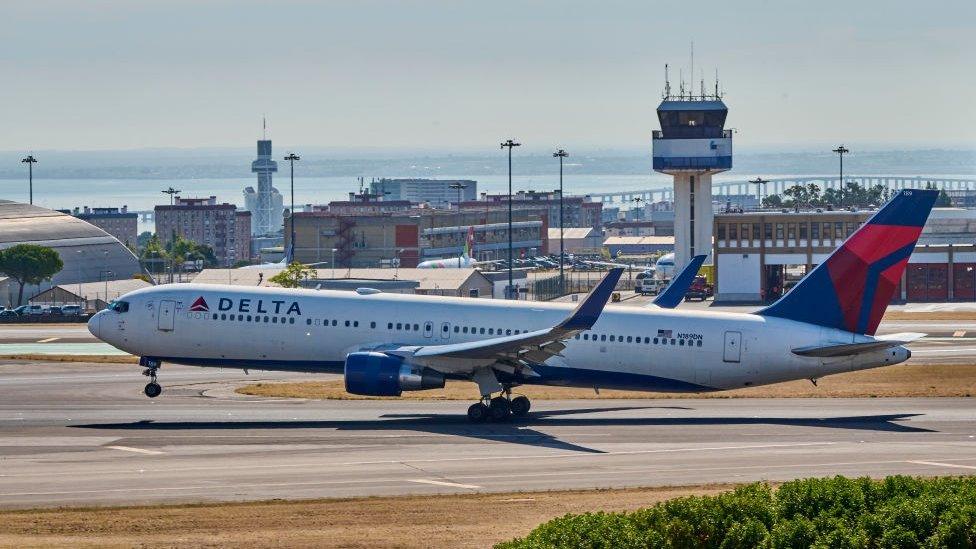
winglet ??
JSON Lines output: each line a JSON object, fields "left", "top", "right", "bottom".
{"left": 558, "top": 268, "right": 624, "bottom": 331}
{"left": 652, "top": 254, "right": 707, "bottom": 308}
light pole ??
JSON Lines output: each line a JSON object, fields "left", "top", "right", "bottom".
{"left": 284, "top": 153, "right": 300, "bottom": 262}
{"left": 500, "top": 139, "right": 521, "bottom": 298}
{"left": 553, "top": 149, "right": 568, "bottom": 292}
{"left": 632, "top": 196, "right": 644, "bottom": 219}
{"left": 161, "top": 187, "right": 181, "bottom": 206}
{"left": 331, "top": 248, "right": 337, "bottom": 279}
{"left": 21, "top": 155, "right": 37, "bottom": 205}
{"left": 750, "top": 177, "right": 768, "bottom": 208}
{"left": 449, "top": 182, "right": 467, "bottom": 267}
{"left": 833, "top": 145, "right": 849, "bottom": 206}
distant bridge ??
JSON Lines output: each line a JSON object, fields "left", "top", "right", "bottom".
{"left": 588, "top": 176, "right": 976, "bottom": 204}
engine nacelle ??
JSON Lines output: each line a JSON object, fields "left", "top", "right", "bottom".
{"left": 344, "top": 352, "right": 445, "bottom": 396}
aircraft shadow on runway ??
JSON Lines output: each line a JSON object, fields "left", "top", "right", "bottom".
{"left": 73, "top": 407, "right": 934, "bottom": 454}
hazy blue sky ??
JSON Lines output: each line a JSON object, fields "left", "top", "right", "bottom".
{"left": 4, "top": 0, "right": 974, "bottom": 152}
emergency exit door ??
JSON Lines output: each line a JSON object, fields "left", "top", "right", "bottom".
{"left": 157, "top": 300, "right": 176, "bottom": 331}
{"left": 723, "top": 331, "right": 741, "bottom": 363}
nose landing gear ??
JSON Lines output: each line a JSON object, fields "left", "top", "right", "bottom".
{"left": 140, "top": 357, "right": 162, "bottom": 398}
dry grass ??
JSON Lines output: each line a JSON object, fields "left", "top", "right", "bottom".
{"left": 237, "top": 362, "right": 976, "bottom": 400}
{"left": 0, "top": 484, "right": 738, "bottom": 549}
{"left": 882, "top": 311, "right": 976, "bottom": 321}
{"left": 0, "top": 354, "right": 137, "bottom": 364}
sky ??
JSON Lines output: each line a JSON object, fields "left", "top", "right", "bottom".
{"left": 3, "top": 0, "right": 975, "bottom": 153}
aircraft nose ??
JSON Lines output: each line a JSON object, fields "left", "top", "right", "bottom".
{"left": 87, "top": 312, "right": 100, "bottom": 339}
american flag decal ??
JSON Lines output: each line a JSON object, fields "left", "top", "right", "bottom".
{"left": 657, "top": 329, "right": 672, "bottom": 338}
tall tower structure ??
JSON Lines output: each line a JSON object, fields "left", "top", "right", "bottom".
{"left": 652, "top": 71, "right": 732, "bottom": 267}
{"left": 249, "top": 139, "right": 278, "bottom": 236}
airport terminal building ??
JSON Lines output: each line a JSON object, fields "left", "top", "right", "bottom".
{"left": 713, "top": 207, "right": 976, "bottom": 302}
{"left": 0, "top": 200, "right": 145, "bottom": 307}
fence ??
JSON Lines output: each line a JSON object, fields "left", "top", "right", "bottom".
{"left": 528, "top": 271, "right": 637, "bottom": 301}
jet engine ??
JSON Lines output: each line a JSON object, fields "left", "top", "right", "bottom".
{"left": 344, "top": 352, "right": 445, "bottom": 396}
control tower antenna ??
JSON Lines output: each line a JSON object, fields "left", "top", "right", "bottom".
{"left": 690, "top": 41, "right": 694, "bottom": 99}
{"left": 678, "top": 69, "right": 684, "bottom": 98}
{"left": 262, "top": 116, "right": 267, "bottom": 140}
{"left": 715, "top": 69, "right": 720, "bottom": 99}
{"left": 700, "top": 70, "right": 706, "bottom": 100}
{"left": 664, "top": 64, "right": 671, "bottom": 100}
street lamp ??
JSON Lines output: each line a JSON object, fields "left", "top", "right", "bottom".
{"left": 448, "top": 182, "right": 467, "bottom": 268}
{"left": 161, "top": 187, "right": 181, "bottom": 206}
{"left": 500, "top": 139, "right": 521, "bottom": 299}
{"left": 749, "top": 177, "right": 768, "bottom": 208}
{"left": 330, "top": 248, "right": 337, "bottom": 279}
{"left": 553, "top": 149, "right": 568, "bottom": 292}
{"left": 832, "top": 145, "right": 849, "bottom": 205}
{"left": 284, "top": 153, "right": 301, "bottom": 262}
{"left": 21, "top": 154, "right": 37, "bottom": 205}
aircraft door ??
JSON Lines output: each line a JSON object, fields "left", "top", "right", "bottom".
{"left": 439, "top": 322, "right": 451, "bottom": 340}
{"left": 157, "top": 300, "right": 176, "bottom": 332}
{"left": 423, "top": 321, "right": 434, "bottom": 338}
{"left": 723, "top": 331, "right": 741, "bottom": 363}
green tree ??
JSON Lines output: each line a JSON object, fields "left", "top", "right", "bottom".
{"left": 269, "top": 262, "right": 317, "bottom": 288}
{"left": 936, "top": 189, "right": 952, "bottom": 207}
{"left": 0, "top": 244, "right": 64, "bottom": 306}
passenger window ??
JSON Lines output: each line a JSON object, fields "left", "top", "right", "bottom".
{"left": 697, "top": 340, "right": 702, "bottom": 347}
{"left": 264, "top": 316, "right": 269, "bottom": 323}
{"left": 272, "top": 317, "right": 278, "bottom": 324}
{"left": 413, "top": 324, "right": 419, "bottom": 331}
{"left": 506, "top": 329, "right": 512, "bottom": 335}
{"left": 454, "top": 326, "right": 460, "bottom": 333}
{"left": 354, "top": 321, "right": 359, "bottom": 327}
{"left": 488, "top": 328, "right": 494, "bottom": 335}
{"left": 212, "top": 313, "right": 218, "bottom": 320}
{"left": 653, "top": 337, "right": 659, "bottom": 344}
{"left": 463, "top": 327, "right": 469, "bottom": 334}
{"left": 609, "top": 335, "right": 615, "bottom": 342}
{"left": 220, "top": 314, "right": 226, "bottom": 320}
{"left": 671, "top": 338, "right": 676, "bottom": 345}
{"left": 626, "top": 336, "right": 632, "bottom": 343}
{"left": 479, "top": 328, "right": 485, "bottom": 334}
{"left": 600, "top": 335, "right": 607, "bottom": 342}
{"left": 371, "top": 322, "right": 376, "bottom": 329}
{"left": 331, "top": 320, "right": 337, "bottom": 326}
{"left": 388, "top": 322, "right": 393, "bottom": 329}
{"left": 345, "top": 320, "right": 350, "bottom": 327}
{"left": 289, "top": 318, "right": 295, "bottom": 324}
{"left": 680, "top": 339, "right": 685, "bottom": 346}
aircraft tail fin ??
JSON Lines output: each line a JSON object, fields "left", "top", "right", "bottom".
{"left": 758, "top": 189, "right": 938, "bottom": 335}
{"left": 463, "top": 226, "right": 474, "bottom": 259}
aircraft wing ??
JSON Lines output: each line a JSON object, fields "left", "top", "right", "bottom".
{"left": 651, "top": 254, "right": 707, "bottom": 309}
{"left": 791, "top": 332, "right": 925, "bottom": 357}
{"left": 388, "top": 268, "right": 624, "bottom": 373}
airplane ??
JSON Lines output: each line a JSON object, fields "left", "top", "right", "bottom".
{"left": 416, "top": 226, "right": 503, "bottom": 269}
{"left": 88, "top": 189, "right": 936, "bottom": 423}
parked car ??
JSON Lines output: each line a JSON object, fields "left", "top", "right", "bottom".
{"left": 13, "top": 305, "right": 29, "bottom": 315}
{"left": 61, "top": 305, "right": 83, "bottom": 316}
{"left": 25, "top": 305, "right": 45, "bottom": 315}
{"left": 638, "top": 277, "right": 668, "bottom": 296}
{"left": 0, "top": 310, "right": 17, "bottom": 318}
{"left": 47, "top": 306, "right": 63, "bottom": 316}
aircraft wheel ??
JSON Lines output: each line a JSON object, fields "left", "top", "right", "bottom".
{"left": 488, "top": 397, "right": 511, "bottom": 421}
{"left": 467, "top": 402, "right": 488, "bottom": 423}
{"left": 510, "top": 396, "right": 531, "bottom": 417}
{"left": 144, "top": 382, "right": 162, "bottom": 398}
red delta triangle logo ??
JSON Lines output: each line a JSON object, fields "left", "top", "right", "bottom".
{"left": 189, "top": 296, "right": 209, "bottom": 312}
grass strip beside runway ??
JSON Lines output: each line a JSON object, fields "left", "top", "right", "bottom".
{"left": 0, "top": 484, "right": 737, "bottom": 549}
{"left": 237, "top": 362, "right": 976, "bottom": 400}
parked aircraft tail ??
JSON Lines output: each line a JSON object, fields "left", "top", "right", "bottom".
{"left": 758, "top": 189, "right": 938, "bottom": 335}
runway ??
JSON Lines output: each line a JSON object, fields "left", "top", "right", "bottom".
{"left": 1, "top": 360, "right": 974, "bottom": 509}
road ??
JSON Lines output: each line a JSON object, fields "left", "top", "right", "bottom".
{"left": 1, "top": 360, "right": 974, "bottom": 509}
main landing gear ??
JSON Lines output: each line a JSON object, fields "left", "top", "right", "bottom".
{"left": 140, "top": 357, "right": 162, "bottom": 398}
{"left": 466, "top": 389, "right": 531, "bottom": 423}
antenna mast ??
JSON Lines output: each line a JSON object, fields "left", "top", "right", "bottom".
{"left": 690, "top": 41, "right": 694, "bottom": 100}
{"left": 664, "top": 64, "right": 671, "bottom": 99}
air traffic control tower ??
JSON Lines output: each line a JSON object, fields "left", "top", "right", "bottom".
{"left": 249, "top": 139, "right": 278, "bottom": 236}
{"left": 652, "top": 78, "right": 732, "bottom": 267}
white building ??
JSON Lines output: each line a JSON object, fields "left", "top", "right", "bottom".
{"left": 370, "top": 178, "right": 477, "bottom": 208}
{"left": 244, "top": 139, "right": 284, "bottom": 236}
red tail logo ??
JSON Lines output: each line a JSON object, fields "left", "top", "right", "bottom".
{"left": 189, "top": 296, "right": 209, "bottom": 312}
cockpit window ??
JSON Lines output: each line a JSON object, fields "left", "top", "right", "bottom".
{"left": 107, "top": 301, "right": 129, "bottom": 313}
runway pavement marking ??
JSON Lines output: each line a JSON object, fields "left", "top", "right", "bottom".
{"left": 106, "top": 445, "right": 164, "bottom": 455}
{"left": 908, "top": 460, "right": 976, "bottom": 471}
{"left": 35, "top": 338, "right": 60, "bottom": 343}
{"left": 2, "top": 455, "right": 971, "bottom": 500}
{"left": 408, "top": 479, "right": 482, "bottom": 489}
{"left": 954, "top": 331, "right": 967, "bottom": 338}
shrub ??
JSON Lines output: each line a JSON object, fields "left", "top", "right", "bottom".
{"left": 498, "top": 476, "right": 976, "bottom": 549}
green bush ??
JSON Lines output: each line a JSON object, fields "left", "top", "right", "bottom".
{"left": 497, "top": 476, "right": 976, "bottom": 549}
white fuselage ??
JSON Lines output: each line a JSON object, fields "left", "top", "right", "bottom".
{"left": 416, "top": 256, "right": 477, "bottom": 269}
{"left": 89, "top": 284, "right": 908, "bottom": 392}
